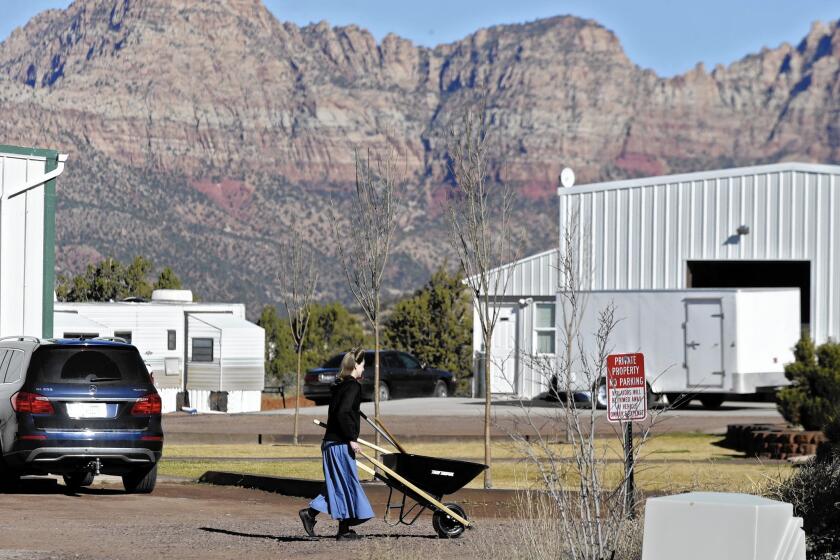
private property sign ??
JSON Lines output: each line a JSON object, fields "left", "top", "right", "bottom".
{"left": 606, "top": 353, "right": 647, "bottom": 423}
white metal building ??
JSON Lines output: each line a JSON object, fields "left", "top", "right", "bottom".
{"left": 476, "top": 162, "right": 840, "bottom": 399}
{"left": 0, "top": 145, "right": 67, "bottom": 338}
{"left": 55, "top": 290, "right": 265, "bottom": 413}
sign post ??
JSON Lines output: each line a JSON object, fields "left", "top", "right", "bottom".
{"left": 606, "top": 352, "right": 647, "bottom": 518}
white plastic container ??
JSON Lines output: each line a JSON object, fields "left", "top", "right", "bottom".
{"left": 642, "top": 492, "right": 805, "bottom": 560}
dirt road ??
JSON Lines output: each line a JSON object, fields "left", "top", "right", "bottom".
{"left": 0, "top": 480, "right": 518, "bottom": 560}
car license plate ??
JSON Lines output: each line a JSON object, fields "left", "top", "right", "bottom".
{"left": 66, "top": 402, "right": 108, "bottom": 418}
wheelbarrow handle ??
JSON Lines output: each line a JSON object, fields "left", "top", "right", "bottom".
{"left": 360, "top": 411, "right": 407, "bottom": 454}
{"left": 357, "top": 449, "right": 472, "bottom": 529}
{"left": 312, "top": 419, "right": 392, "bottom": 455}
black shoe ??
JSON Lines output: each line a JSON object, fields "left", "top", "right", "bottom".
{"left": 299, "top": 508, "right": 317, "bottom": 537}
{"left": 336, "top": 530, "right": 361, "bottom": 541}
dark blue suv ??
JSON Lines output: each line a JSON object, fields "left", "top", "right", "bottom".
{"left": 0, "top": 337, "right": 163, "bottom": 493}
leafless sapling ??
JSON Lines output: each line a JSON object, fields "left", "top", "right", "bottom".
{"left": 277, "top": 233, "right": 319, "bottom": 445}
{"left": 331, "top": 146, "right": 401, "bottom": 441}
{"left": 446, "top": 107, "right": 516, "bottom": 488}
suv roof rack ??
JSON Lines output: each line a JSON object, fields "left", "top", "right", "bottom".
{"left": 0, "top": 336, "right": 41, "bottom": 343}
{"left": 92, "top": 336, "right": 129, "bottom": 344}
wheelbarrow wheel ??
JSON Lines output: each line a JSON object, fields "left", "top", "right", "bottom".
{"left": 432, "top": 502, "right": 467, "bottom": 539}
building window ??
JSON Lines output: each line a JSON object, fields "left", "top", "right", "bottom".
{"left": 534, "top": 303, "right": 556, "bottom": 354}
{"left": 115, "top": 331, "right": 132, "bottom": 344}
{"left": 192, "top": 338, "right": 214, "bottom": 362}
{"left": 167, "top": 330, "right": 176, "bottom": 351}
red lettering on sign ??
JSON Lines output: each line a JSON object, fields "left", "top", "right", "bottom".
{"left": 606, "top": 353, "right": 647, "bottom": 423}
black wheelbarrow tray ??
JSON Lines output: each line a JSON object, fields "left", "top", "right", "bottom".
{"left": 373, "top": 452, "right": 488, "bottom": 538}
{"left": 314, "top": 416, "right": 487, "bottom": 538}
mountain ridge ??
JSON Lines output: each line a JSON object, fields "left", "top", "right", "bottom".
{"left": 1, "top": 0, "right": 838, "bottom": 314}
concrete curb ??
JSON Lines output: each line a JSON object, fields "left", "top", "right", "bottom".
{"left": 166, "top": 433, "right": 520, "bottom": 444}
{"left": 198, "top": 471, "right": 522, "bottom": 505}
{"left": 198, "top": 471, "right": 324, "bottom": 498}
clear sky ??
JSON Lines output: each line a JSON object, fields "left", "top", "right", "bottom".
{"left": 1, "top": 0, "right": 837, "bottom": 76}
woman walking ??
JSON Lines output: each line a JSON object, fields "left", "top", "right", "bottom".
{"left": 299, "top": 349, "right": 374, "bottom": 540}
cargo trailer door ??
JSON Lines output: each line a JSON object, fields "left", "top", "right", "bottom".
{"left": 684, "top": 299, "right": 725, "bottom": 388}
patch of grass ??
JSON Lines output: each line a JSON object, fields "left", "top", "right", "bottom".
{"left": 161, "top": 456, "right": 792, "bottom": 493}
{"left": 162, "top": 444, "right": 322, "bottom": 459}
{"left": 159, "top": 459, "right": 325, "bottom": 480}
{"left": 162, "top": 433, "right": 743, "bottom": 463}
{"left": 159, "top": 433, "right": 789, "bottom": 492}
{"left": 464, "top": 459, "right": 791, "bottom": 492}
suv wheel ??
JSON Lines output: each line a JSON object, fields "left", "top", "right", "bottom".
{"left": 0, "top": 464, "right": 20, "bottom": 490}
{"left": 63, "top": 471, "right": 95, "bottom": 490}
{"left": 699, "top": 394, "right": 725, "bottom": 409}
{"left": 378, "top": 383, "right": 390, "bottom": 402}
{"left": 433, "top": 381, "right": 449, "bottom": 398}
{"left": 595, "top": 380, "right": 608, "bottom": 409}
{"left": 123, "top": 463, "right": 158, "bottom": 494}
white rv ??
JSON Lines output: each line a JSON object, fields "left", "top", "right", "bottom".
{"left": 54, "top": 290, "right": 265, "bottom": 413}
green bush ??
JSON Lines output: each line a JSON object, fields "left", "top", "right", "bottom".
{"left": 258, "top": 302, "right": 369, "bottom": 388}
{"left": 766, "top": 452, "right": 840, "bottom": 558}
{"left": 384, "top": 266, "right": 473, "bottom": 395}
{"left": 776, "top": 331, "right": 840, "bottom": 437}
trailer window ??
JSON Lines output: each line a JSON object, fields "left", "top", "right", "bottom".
{"left": 534, "top": 303, "right": 556, "bottom": 354}
{"left": 192, "top": 338, "right": 214, "bottom": 362}
{"left": 167, "top": 330, "right": 176, "bottom": 350}
{"left": 115, "top": 331, "right": 132, "bottom": 344}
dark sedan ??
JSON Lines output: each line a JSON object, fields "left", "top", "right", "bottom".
{"left": 303, "top": 350, "right": 456, "bottom": 405}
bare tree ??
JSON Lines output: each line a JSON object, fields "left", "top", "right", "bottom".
{"left": 505, "top": 207, "right": 671, "bottom": 559}
{"left": 447, "top": 107, "right": 516, "bottom": 488}
{"left": 277, "top": 233, "right": 319, "bottom": 445}
{"left": 332, "top": 147, "right": 401, "bottom": 438}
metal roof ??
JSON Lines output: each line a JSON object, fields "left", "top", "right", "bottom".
{"left": 558, "top": 162, "right": 840, "bottom": 196}
{"left": 189, "top": 313, "right": 262, "bottom": 330}
{"left": 474, "top": 247, "right": 560, "bottom": 297}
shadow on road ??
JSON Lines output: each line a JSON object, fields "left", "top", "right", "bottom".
{"left": 200, "top": 527, "right": 439, "bottom": 541}
{"left": 201, "top": 527, "right": 316, "bottom": 543}
{"left": 0, "top": 477, "right": 125, "bottom": 496}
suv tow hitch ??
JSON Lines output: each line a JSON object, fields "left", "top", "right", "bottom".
{"left": 85, "top": 458, "right": 102, "bottom": 476}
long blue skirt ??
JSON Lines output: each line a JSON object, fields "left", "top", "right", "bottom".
{"left": 309, "top": 441, "right": 375, "bottom": 521}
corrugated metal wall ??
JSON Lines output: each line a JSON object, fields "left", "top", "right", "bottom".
{"left": 218, "top": 325, "right": 265, "bottom": 391}
{"left": 0, "top": 148, "right": 58, "bottom": 338}
{"left": 485, "top": 248, "right": 559, "bottom": 297}
{"left": 186, "top": 316, "right": 222, "bottom": 390}
{"left": 559, "top": 163, "right": 840, "bottom": 343}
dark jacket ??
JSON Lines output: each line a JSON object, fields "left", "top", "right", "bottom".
{"left": 323, "top": 377, "right": 361, "bottom": 443}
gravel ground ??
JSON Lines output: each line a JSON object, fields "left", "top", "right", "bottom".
{"left": 0, "top": 480, "right": 518, "bottom": 560}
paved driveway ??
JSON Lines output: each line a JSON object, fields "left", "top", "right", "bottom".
{"left": 260, "top": 396, "right": 783, "bottom": 419}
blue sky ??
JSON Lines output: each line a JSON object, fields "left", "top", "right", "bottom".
{"left": 1, "top": 0, "right": 837, "bottom": 76}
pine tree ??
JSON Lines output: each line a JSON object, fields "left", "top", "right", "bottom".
{"left": 384, "top": 267, "right": 472, "bottom": 392}
{"left": 154, "top": 267, "right": 183, "bottom": 290}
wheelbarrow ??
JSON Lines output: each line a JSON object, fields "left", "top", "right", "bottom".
{"left": 314, "top": 411, "right": 487, "bottom": 538}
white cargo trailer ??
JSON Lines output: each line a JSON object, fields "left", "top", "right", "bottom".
{"left": 561, "top": 288, "right": 799, "bottom": 407}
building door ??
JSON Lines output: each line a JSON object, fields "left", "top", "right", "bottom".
{"left": 684, "top": 299, "right": 725, "bottom": 387}
{"left": 490, "top": 305, "right": 517, "bottom": 394}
